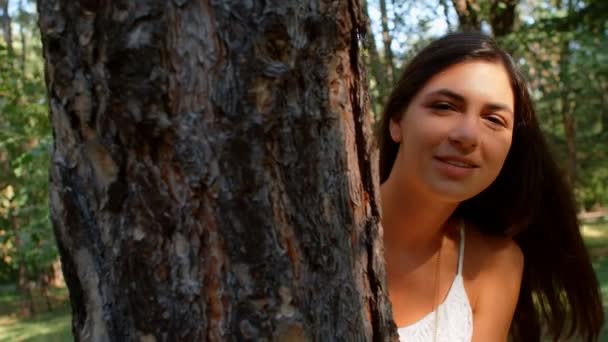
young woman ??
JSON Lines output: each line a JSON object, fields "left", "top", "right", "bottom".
{"left": 378, "top": 32, "right": 603, "bottom": 341}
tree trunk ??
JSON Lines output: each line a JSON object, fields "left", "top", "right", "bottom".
{"left": 561, "top": 96, "right": 577, "bottom": 185}
{"left": 39, "top": 267, "right": 54, "bottom": 312}
{"left": 19, "top": 265, "right": 36, "bottom": 316}
{"left": 379, "top": 0, "right": 396, "bottom": 87}
{"left": 0, "top": 0, "right": 12, "bottom": 54}
{"left": 489, "top": 0, "right": 518, "bottom": 37}
{"left": 363, "top": 0, "right": 388, "bottom": 120}
{"left": 50, "top": 258, "right": 65, "bottom": 288}
{"left": 602, "top": 84, "right": 608, "bottom": 133}
{"left": 560, "top": 0, "right": 577, "bottom": 186}
{"left": 451, "top": 0, "right": 481, "bottom": 31}
{"left": 18, "top": 0, "right": 25, "bottom": 75}
{"left": 12, "top": 214, "right": 35, "bottom": 316}
{"left": 439, "top": 0, "right": 454, "bottom": 32}
{"left": 38, "top": 0, "right": 397, "bottom": 341}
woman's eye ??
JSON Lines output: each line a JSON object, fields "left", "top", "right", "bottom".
{"left": 431, "top": 102, "right": 455, "bottom": 111}
{"left": 485, "top": 115, "right": 506, "bottom": 127}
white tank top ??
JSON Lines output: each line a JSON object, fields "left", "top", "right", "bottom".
{"left": 397, "top": 223, "right": 473, "bottom": 342}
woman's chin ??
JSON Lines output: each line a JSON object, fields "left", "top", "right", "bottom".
{"left": 425, "top": 181, "right": 485, "bottom": 204}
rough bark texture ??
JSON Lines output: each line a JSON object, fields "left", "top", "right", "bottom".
{"left": 560, "top": 0, "right": 577, "bottom": 186}
{"left": 378, "top": 0, "right": 395, "bottom": 86}
{"left": 439, "top": 0, "right": 454, "bottom": 32}
{"left": 602, "top": 84, "right": 608, "bottom": 133}
{"left": 0, "top": 0, "right": 12, "bottom": 54}
{"left": 489, "top": 0, "right": 518, "bottom": 37}
{"left": 38, "top": 0, "right": 397, "bottom": 341}
{"left": 451, "top": 0, "right": 481, "bottom": 32}
{"left": 18, "top": 0, "right": 25, "bottom": 74}
{"left": 362, "top": 0, "right": 386, "bottom": 119}
{"left": 13, "top": 216, "right": 35, "bottom": 316}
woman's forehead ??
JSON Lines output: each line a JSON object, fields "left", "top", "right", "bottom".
{"left": 417, "top": 61, "right": 515, "bottom": 110}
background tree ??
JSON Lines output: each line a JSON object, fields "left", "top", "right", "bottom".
{"left": 379, "top": 0, "right": 396, "bottom": 87}
{"left": 365, "top": 0, "right": 608, "bottom": 209}
{"left": 505, "top": 0, "right": 608, "bottom": 208}
{"left": 0, "top": 0, "right": 58, "bottom": 316}
{"left": 451, "top": 0, "right": 481, "bottom": 31}
{"left": 558, "top": 0, "right": 577, "bottom": 185}
{"left": 0, "top": 0, "right": 13, "bottom": 55}
{"left": 362, "top": 0, "right": 388, "bottom": 118}
{"left": 37, "top": 0, "right": 397, "bottom": 340}
{"left": 0, "top": 0, "right": 606, "bottom": 339}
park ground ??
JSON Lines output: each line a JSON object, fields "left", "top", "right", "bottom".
{"left": 1, "top": 219, "right": 608, "bottom": 341}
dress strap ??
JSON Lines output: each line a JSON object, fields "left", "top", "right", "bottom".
{"left": 457, "top": 219, "right": 466, "bottom": 275}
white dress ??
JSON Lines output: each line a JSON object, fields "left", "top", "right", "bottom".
{"left": 397, "top": 225, "right": 473, "bottom": 342}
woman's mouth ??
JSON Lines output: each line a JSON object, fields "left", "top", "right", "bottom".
{"left": 433, "top": 156, "right": 480, "bottom": 178}
{"left": 434, "top": 156, "right": 479, "bottom": 168}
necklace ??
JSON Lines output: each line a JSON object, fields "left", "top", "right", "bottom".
{"left": 432, "top": 233, "right": 444, "bottom": 342}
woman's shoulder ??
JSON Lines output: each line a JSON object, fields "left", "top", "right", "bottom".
{"left": 463, "top": 223, "right": 524, "bottom": 308}
{"left": 465, "top": 223, "right": 523, "bottom": 273}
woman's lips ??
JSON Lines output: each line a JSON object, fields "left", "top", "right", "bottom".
{"left": 433, "top": 156, "right": 479, "bottom": 178}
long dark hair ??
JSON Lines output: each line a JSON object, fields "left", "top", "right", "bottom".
{"left": 378, "top": 32, "right": 604, "bottom": 341}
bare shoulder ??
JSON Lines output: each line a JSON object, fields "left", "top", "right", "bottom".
{"left": 463, "top": 225, "right": 524, "bottom": 307}
{"left": 463, "top": 224, "right": 525, "bottom": 340}
{"left": 465, "top": 225, "right": 523, "bottom": 275}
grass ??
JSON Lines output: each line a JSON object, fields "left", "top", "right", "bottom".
{"left": 583, "top": 219, "right": 608, "bottom": 341}
{"left": 0, "top": 285, "right": 72, "bottom": 342}
{"left": 0, "top": 219, "right": 607, "bottom": 341}
{"left": 582, "top": 220, "right": 608, "bottom": 305}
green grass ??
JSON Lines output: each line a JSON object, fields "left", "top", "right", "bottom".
{"left": 0, "top": 285, "right": 72, "bottom": 342}
{"left": 583, "top": 219, "right": 608, "bottom": 341}
{"left": 0, "top": 306, "right": 72, "bottom": 342}
{"left": 0, "top": 220, "right": 606, "bottom": 341}
{"left": 582, "top": 221, "right": 608, "bottom": 300}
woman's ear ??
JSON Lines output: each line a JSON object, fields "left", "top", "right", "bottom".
{"left": 389, "top": 117, "right": 402, "bottom": 143}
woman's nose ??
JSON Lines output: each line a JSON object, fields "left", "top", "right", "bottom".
{"left": 447, "top": 114, "right": 480, "bottom": 153}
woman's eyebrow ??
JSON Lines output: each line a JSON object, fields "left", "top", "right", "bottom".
{"left": 426, "top": 88, "right": 513, "bottom": 114}
{"left": 425, "top": 89, "right": 465, "bottom": 103}
{"left": 485, "top": 103, "right": 514, "bottom": 115}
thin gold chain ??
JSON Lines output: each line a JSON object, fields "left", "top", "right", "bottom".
{"left": 432, "top": 234, "right": 443, "bottom": 342}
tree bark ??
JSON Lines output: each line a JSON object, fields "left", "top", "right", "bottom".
{"left": 362, "top": 0, "right": 388, "bottom": 120}
{"left": 601, "top": 83, "right": 608, "bottom": 133}
{"left": 439, "top": 0, "right": 454, "bottom": 32}
{"left": 379, "top": 0, "right": 396, "bottom": 87}
{"left": 12, "top": 214, "right": 35, "bottom": 316}
{"left": 18, "top": 0, "right": 25, "bottom": 75}
{"left": 489, "top": 0, "right": 518, "bottom": 37}
{"left": 0, "top": 0, "right": 12, "bottom": 54}
{"left": 451, "top": 0, "right": 481, "bottom": 31}
{"left": 38, "top": 0, "right": 397, "bottom": 341}
{"left": 50, "top": 258, "right": 65, "bottom": 287}
{"left": 560, "top": 0, "right": 577, "bottom": 186}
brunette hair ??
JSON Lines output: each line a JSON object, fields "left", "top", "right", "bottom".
{"left": 378, "top": 32, "right": 603, "bottom": 341}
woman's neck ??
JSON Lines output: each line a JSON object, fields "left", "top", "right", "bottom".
{"left": 380, "top": 174, "right": 458, "bottom": 259}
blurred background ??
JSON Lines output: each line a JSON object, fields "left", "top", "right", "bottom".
{"left": 0, "top": 0, "right": 606, "bottom": 340}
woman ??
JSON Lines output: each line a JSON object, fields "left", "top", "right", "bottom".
{"left": 378, "top": 32, "right": 603, "bottom": 341}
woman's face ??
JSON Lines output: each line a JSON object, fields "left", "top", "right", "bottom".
{"left": 389, "top": 60, "right": 515, "bottom": 202}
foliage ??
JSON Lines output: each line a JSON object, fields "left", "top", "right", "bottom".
{"left": 500, "top": 0, "right": 608, "bottom": 208}
{"left": 365, "top": 0, "right": 608, "bottom": 209}
{"left": 0, "top": 0, "right": 605, "bottom": 338}
{"left": 0, "top": 285, "right": 71, "bottom": 341}
{"left": 0, "top": 2, "right": 56, "bottom": 284}
{"left": 582, "top": 220, "right": 608, "bottom": 340}
{"left": 0, "top": 0, "right": 604, "bottom": 293}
